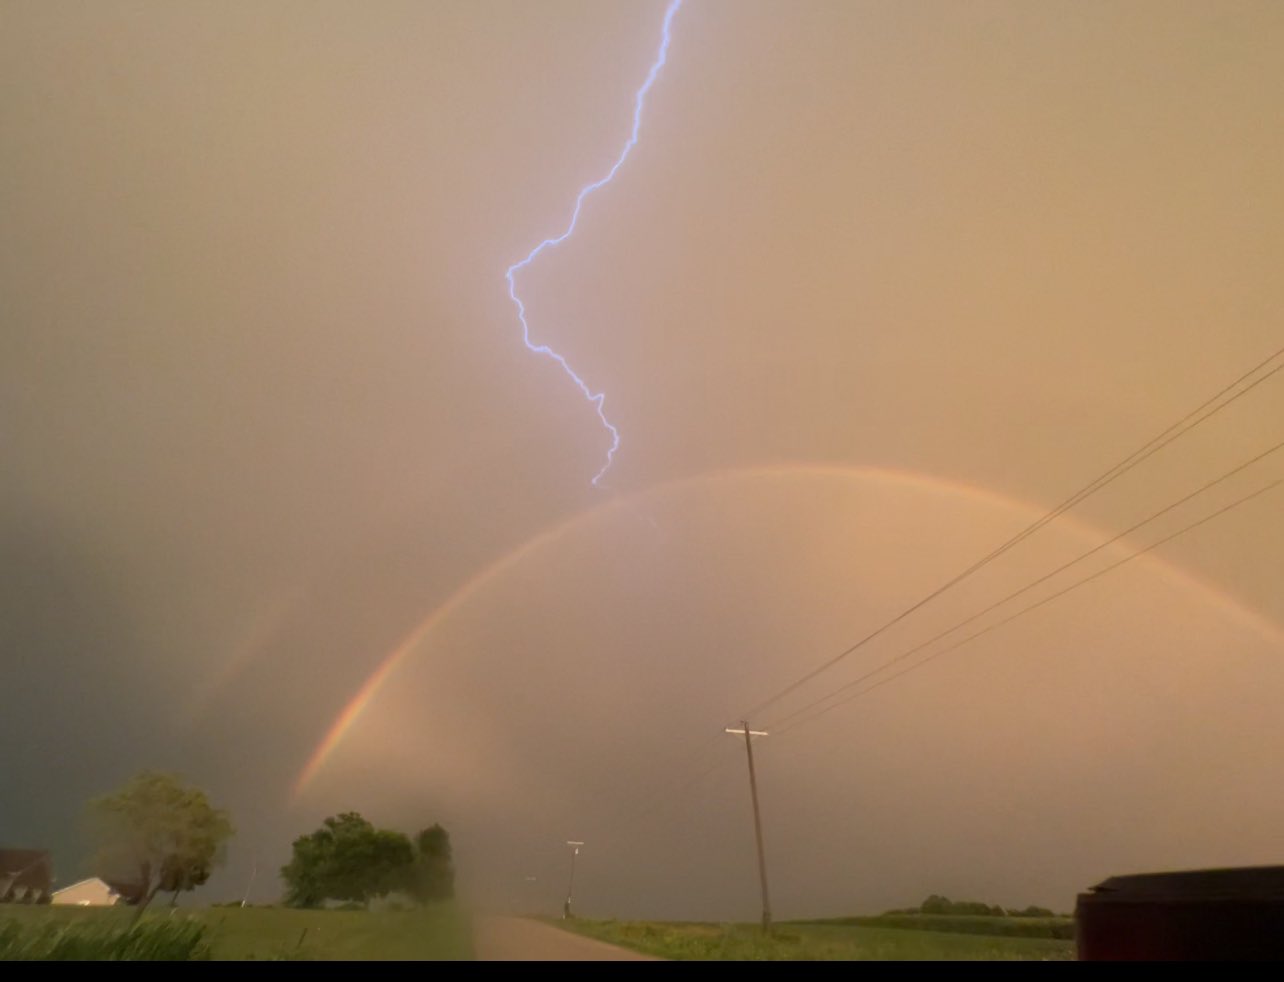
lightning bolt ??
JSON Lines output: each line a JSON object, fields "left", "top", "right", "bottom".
{"left": 505, "top": 0, "right": 685, "bottom": 488}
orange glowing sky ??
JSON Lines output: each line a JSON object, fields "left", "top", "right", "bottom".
{"left": 2, "top": 1, "right": 1281, "bottom": 916}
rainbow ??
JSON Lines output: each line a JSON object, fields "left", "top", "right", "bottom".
{"left": 291, "top": 462, "right": 1282, "bottom": 797}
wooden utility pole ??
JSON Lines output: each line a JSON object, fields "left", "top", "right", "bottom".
{"left": 725, "top": 721, "right": 772, "bottom": 933}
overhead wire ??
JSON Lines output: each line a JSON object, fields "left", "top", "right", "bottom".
{"left": 764, "top": 436, "right": 1284, "bottom": 732}
{"left": 546, "top": 345, "right": 1284, "bottom": 875}
{"left": 733, "top": 344, "right": 1284, "bottom": 724}
{"left": 773, "top": 479, "right": 1282, "bottom": 738}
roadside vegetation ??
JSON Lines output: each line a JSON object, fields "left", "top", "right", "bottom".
{"left": 799, "top": 913, "right": 1073, "bottom": 940}
{"left": 554, "top": 896, "right": 1077, "bottom": 961}
{"left": 0, "top": 917, "right": 210, "bottom": 960}
{"left": 556, "top": 917, "right": 1074, "bottom": 960}
{"left": 795, "top": 894, "right": 1074, "bottom": 941}
{"left": 0, "top": 903, "right": 472, "bottom": 961}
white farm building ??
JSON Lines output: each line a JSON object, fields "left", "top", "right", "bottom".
{"left": 51, "top": 878, "right": 124, "bottom": 907}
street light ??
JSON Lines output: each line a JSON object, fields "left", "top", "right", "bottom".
{"left": 564, "top": 841, "right": 584, "bottom": 919}
{"left": 240, "top": 852, "right": 257, "bottom": 908}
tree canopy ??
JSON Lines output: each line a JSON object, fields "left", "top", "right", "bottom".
{"left": 87, "top": 770, "right": 234, "bottom": 916}
{"left": 406, "top": 824, "right": 455, "bottom": 903}
{"left": 919, "top": 894, "right": 1007, "bottom": 917}
{"left": 281, "top": 813, "right": 412, "bottom": 908}
{"left": 886, "top": 895, "right": 1060, "bottom": 918}
{"left": 281, "top": 814, "right": 456, "bottom": 908}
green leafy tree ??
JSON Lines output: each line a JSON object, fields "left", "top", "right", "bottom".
{"left": 281, "top": 813, "right": 414, "bottom": 908}
{"left": 920, "top": 894, "right": 951, "bottom": 915}
{"left": 405, "top": 824, "right": 455, "bottom": 903}
{"left": 87, "top": 771, "right": 234, "bottom": 920}
{"left": 1012, "top": 904, "right": 1055, "bottom": 918}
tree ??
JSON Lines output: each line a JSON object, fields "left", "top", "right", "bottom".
{"left": 405, "top": 824, "right": 455, "bottom": 903}
{"left": 920, "top": 894, "right": 951, "bottom": 915}
{"left": 1011, "top": 904, "right": 1055, "bottom": 918}
{"left": 281, "top": 813, "right": 414, "bottom": 908}
{"left": 87, "top": 771, "right": 234, "bottom": 920}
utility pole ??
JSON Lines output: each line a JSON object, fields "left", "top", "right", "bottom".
{"left": 564, "top": 841, "right": 584, "bottom": 919}
{"left": 725, "top": 721, "right": 772, "bottom": 933}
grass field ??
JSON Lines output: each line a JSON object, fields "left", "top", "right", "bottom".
{"left": 556, "top": 917, "right": 1076, "bottom": 960}
{"left": 0, "top": 903, "right": 473, "bottom": 960}
{"left": 796, "top": 913, "right": 1075, "bottom": 940}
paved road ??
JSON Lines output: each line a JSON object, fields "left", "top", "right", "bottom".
{"left": 473, "top": 916, "right": 659, "bottom": 961}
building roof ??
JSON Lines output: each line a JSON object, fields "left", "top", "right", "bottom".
{"left": 52, "top": 877, "right": 114, "bottom": 895}
{"left": 51, "top": 877, "right": 124, "bottom": 906}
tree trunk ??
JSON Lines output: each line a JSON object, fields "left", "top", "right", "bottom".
{"left": 130, "top": 881, "right": 163, "bottom": 926}
{"left": 127, "top": 863, "right": 153, "bottom": 926}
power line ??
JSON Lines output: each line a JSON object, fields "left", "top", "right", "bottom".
{"left": 764, "top": 436, "right": 1284, "bottom": 731}
{"left": 569, "top": 709, "right": 732, "bottom": 837}
{"left": 581, "top": 741, "right": 739, "bottom": 845}
{"left": 561, "top": 477, "right": 1278, "bottom": 915}
{"left": 734, "top": 343, "right": 1284, "bottom": 724}
{"left": 773, "top": 478, "right": 1282, "bottom": 738}
{"left": 544, "top": 347, "right": 1284, "bottom": 893}
{"left": 584, "top": 462, "right": 1281, "bottom": 880}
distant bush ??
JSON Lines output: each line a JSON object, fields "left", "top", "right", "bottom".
{"left": 1009, "top": 905, "right": 1056, "bottom": 918}
{"left": 809, "top": 914, "right": 1073, "bottom": 941}
{"left": 919, "top": 895, "right": 1006, "bottom": 917}
{"left": 0, "top": 918, "right": 211, "bottom": 960}
{"left": 884, "top": 896, "right": 1061, "bottom": 919}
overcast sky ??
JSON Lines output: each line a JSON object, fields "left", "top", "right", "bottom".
{"left": 3, "top": 0, "right": 1282, "bottom": 919}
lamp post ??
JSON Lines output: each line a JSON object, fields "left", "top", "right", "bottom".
{"left": 564, "top": 841, "right": 584, "bottom": 919}
{"left": 240, "top": 852, "right": 257, "bottom": 908}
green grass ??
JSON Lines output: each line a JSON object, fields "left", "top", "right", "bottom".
{"left": 794, "top": 913, "right": 1076, "bottom": 940}
{"left": 0, "top": 917, "right": 211, "bottom": 960}
{"left": 0, "top": 903, "right": 473, "bottom": 961}
{"left": 555, "top": 917, "right": 1076, "bottom": 960}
